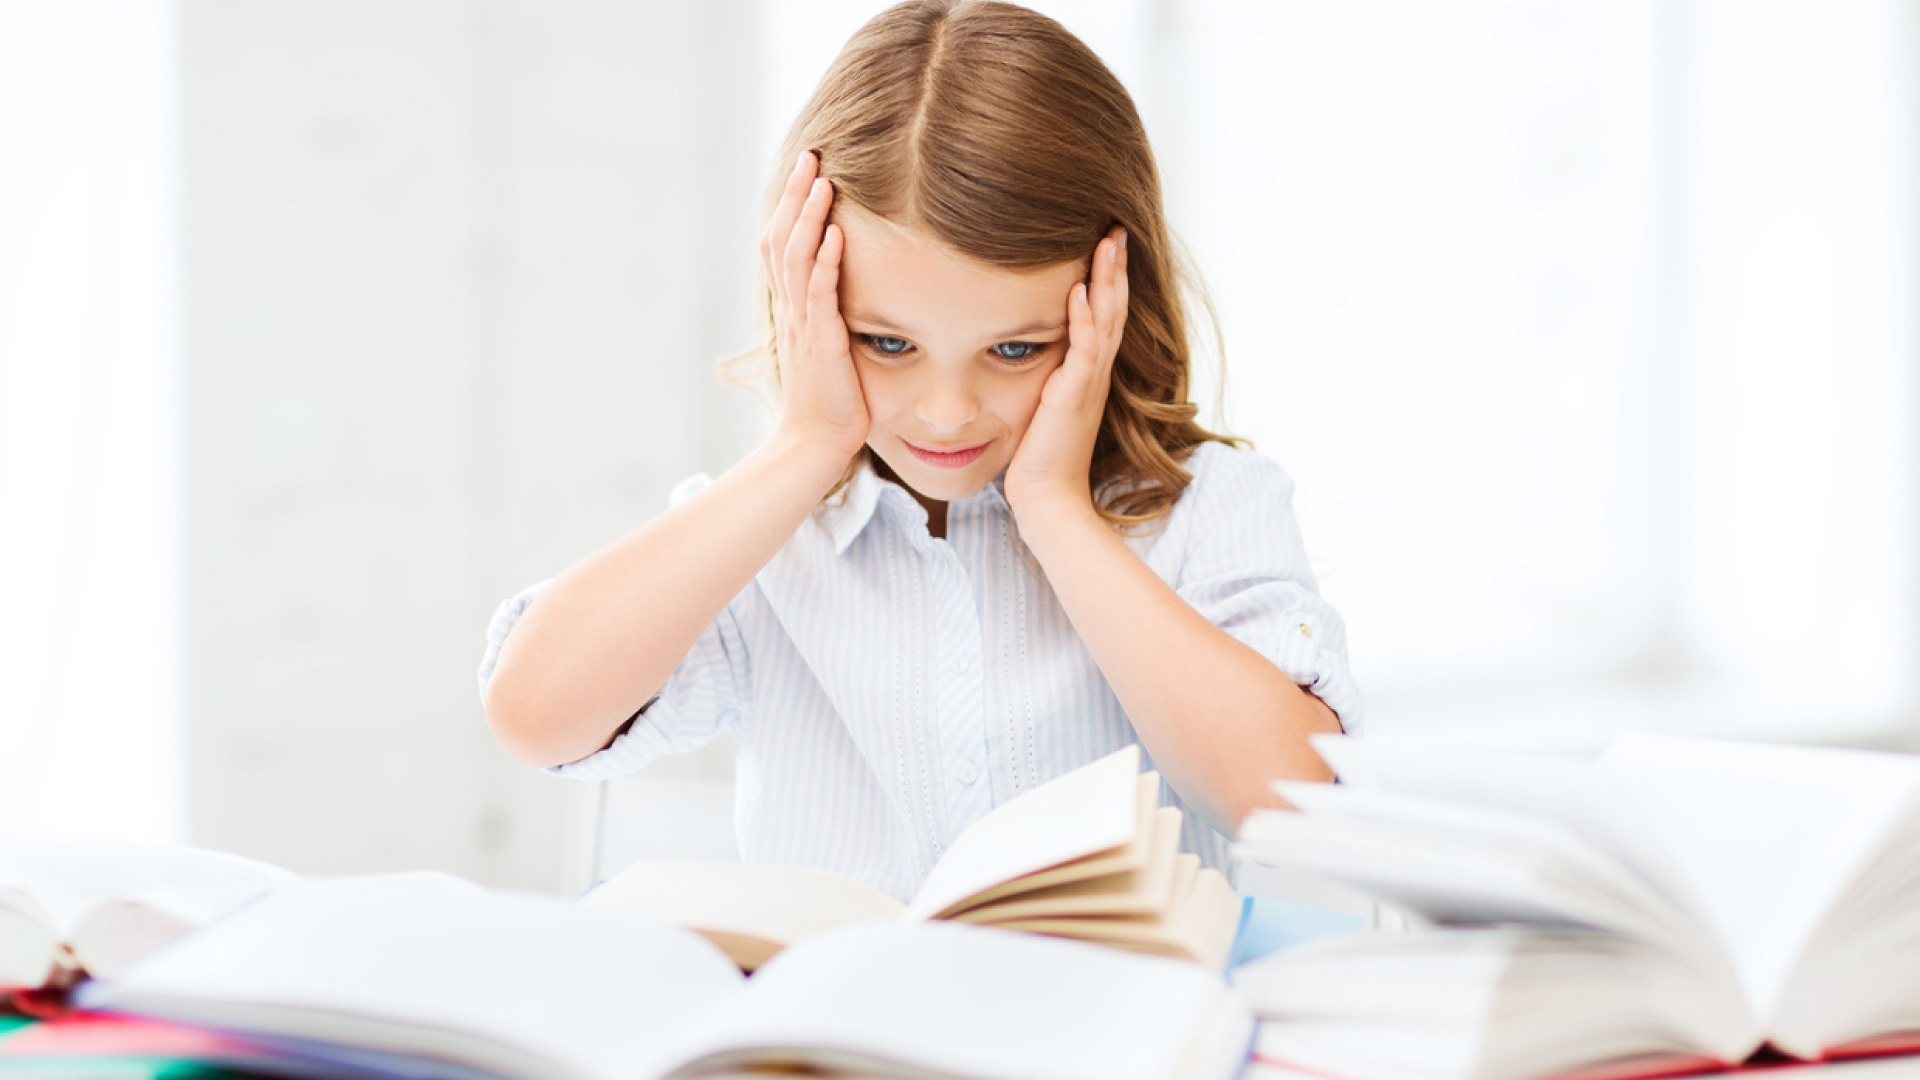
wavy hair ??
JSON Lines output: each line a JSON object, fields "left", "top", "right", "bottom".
{"left": 728, "top": 0, "right": 1239, "bottom": 527}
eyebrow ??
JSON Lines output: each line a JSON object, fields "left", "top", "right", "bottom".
{"left": 846, "top": 313, "right": 1067, "bottom": 339}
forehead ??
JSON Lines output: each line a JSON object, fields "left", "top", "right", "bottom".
{"left": 834, "top": 207, "right": 1084, "bottom": 336}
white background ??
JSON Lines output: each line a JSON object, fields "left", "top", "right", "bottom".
{"left": 1, "top": 0, "right": 1914, "bottom": 889}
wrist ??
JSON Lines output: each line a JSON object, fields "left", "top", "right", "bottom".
{"left": 773, "top": 412, "right": 868, "bottom": 464}
{"left": 754, "top": 428, "right": 863, "bottom": 503}
{"left": 1009, "top": 491, "right": 1106, "bottom": 556}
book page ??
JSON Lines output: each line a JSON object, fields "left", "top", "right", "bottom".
{"left": 1175, "top": 861, "right": 1242, "bottom": 972}
{"left": 1308, "top": 735, "right": 1679, "bottom": 896}
{"left": 1245, "top": 930, "right": 1750, "bottom": 1080}
{"left": 905, "top": 745, "right": 1144, "bottom": 922}
{"left": 662, "top": 921, "right": 1251, "bottom": 1080}
{"left": 1260, "top": 781, "right": 1701, "bottom": 954}
{"left": 1306, "top": 734, "right": 1920, "bottom": 1029}
{"left": 955, "top": 806, "right": 1181, "bottom": 922}
{"left": 80, "top": 873, "right": 745, "bottom": 1080}
{"left": 988, "top": 858, "right": 1242, "bottom": 970}
{"left": 0, "top": 841, "right": 297, "bottom": 982}
{"left": 1599, "top": 735, "right": 1920, "bottom": 1022}
{"left": 0, "top": 841, "right": 295, "bottom": 937}
{"left": 582, "top": 861, "right": 905, "bottom": 969}
{"left": 1239, "top": 803, "right": 1702, "bottom": 948}
{"left": 0, "top": 908, "right": 57, "bottom": 990}
{"left": 985, "top": 852, "right": 1198, "bottom": 955}
{"left": 938, "top": 774, "right": 1160, "bottom": 917}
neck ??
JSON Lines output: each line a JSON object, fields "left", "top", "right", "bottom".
{"left": 871, "top": 455, "right": 949, "bottom": 539}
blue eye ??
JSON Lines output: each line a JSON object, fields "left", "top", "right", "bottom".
{"left": 863, "top": 334, "right": 911, "bottom": 356}
{"left": 991, "top": 342, "right": 1041, "bottom": 361}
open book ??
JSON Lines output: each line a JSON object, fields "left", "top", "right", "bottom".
{"left": 1232, "top": 734, "right": 1920, "bottom": 1080}
{"left": 1, "top": 841, "right": 296, "bottom": 991}
{"left": 584, "top": 745, "right": 1242, "bottom": 971}
{"left": 81, "top": 872, "right": 1254, "bottom": 1080}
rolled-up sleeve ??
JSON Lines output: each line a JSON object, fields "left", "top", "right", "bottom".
{"left": 475, "top": 473, "right": 754, "bottom": 780}
{"left": 1166, "top": 445, "right": 1363, "bottom": 734}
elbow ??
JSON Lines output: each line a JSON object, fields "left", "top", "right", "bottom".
{"left": 1225, "top": 714, "right": 1340, "bottom": 833}
{"left": 1226, "top": 767, "right": 1328, "bottom": 836}
{"left": 484, "top": 659, "right": 637, "bottom": 771}
{"left": 483, "top": 667, "right": 575, "bottom": 771}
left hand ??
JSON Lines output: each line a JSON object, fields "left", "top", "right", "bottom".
{"left": 1004, "top": 226, "right": 1129, "bottom": 522}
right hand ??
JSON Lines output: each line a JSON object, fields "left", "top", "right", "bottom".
{"left": 762, "top": 152, "right": 868, "bottom": 460}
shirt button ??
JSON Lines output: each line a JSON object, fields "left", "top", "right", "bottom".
{"left": 1298, "top": 622, "right": 1314, "bottom": 639}
{"left": 951, "top": 657, "right": 972, "bottom": 674}
{"left": 957, "top": 760, "right": 981, "bottom": 785}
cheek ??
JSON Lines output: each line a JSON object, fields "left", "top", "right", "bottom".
{"left": 853, "top": 362, "right": 929, "bottom": 446}
{"left": 852, "top": 361, "right": 903, "bottom": 420}
{"left": 997, "top": 360, "right": 1062, "bottom": 436}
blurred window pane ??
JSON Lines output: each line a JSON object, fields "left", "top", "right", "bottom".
{"left": 0, "top": 0, "right": 181, "bottom": 839}
{"left": 1177, "top": 0, "right": 1915, "bottom": 741}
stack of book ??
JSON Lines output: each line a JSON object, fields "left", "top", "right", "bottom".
{"left": 1233, "top": 733, "right": 1920, "bottom": 1080}
{"left": 0, "top": 1010, "right": 316, "bottom": 1078}
{"left": 1, "top": 841, "right": 297, "bottom": 994}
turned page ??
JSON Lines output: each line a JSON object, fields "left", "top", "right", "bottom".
{"left": 664, "top": 921, "right": 1252, "bottom": 1080}
{"left": 905, "top": 745, "right": 1145, "bottom": 921}
{"left": 1238, "top": 927, "right": 1759, "bottom": 1079}
{"left": 582, "top": 861, "right": 906, "bottom": 966}
{"left": 0, "top": 842, "right": 297, "bottom": 983}
{"left": 82, "top": 873, "right": 746, "bottom": 1080}
{"left": 1310, "top": 734, "right": 1920, "bottom": 1022}
{"left": 1598, "top": 736, "right": 1920, "bottom": 1022}
{"left": 1307, "top": 735, "right": 1677, "bottom": 892}
{"left": 1251, "top": 780, "right": 1697, "bottom": 949}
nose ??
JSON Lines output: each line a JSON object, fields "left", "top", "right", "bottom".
{"left": 913, "top": 366, "right": 980, "bottom": 435}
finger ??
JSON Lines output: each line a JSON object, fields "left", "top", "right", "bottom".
{"left": 763, "top": 153, "right": 818, "bottom": 306}
{"left": 1065, "top": 282, "right": 1096, "bottom": 369}
{"left": 783, "top": 177, "right": 834, "bottom": 317}
{"left": 1087, "top": 231, "right": 1120, "bottom": 335}
{"left": 806, "top": 223, "right": 846, "bottom": 333}
{"left": 1107, "top": 228, "right": 1130, "bottom": 347}
{"left": 1088, "top": 232, "right": 1114, "bottom": 293}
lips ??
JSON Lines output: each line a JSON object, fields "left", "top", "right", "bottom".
{"left": 903, "top": 439, "right": 990, "bottom": 469}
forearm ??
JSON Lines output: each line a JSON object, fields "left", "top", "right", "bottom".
{"left": 484, "top": 432, "right": 851, "bottom": 768}
{"left": 1018, "top": 503, "right": 1341, "bottom": 835}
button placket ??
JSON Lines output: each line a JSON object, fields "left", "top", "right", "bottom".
{"left": 931, "top": 515, "right": 992, "bottom": 836}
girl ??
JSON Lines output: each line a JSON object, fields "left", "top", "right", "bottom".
{"left": 479, "top": 0, "right": 1358, "bottom": 899}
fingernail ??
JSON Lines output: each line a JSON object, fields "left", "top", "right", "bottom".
{"left": 1107, "top": 242, "right": 1116, "bottom": 264}
{"left": 795, "top": 152, "right": 809, "bottom": 171}
{"left": 1120, "top": 229, "right": 1128, "bottom": 251}
{"left": 811, "top": 178, "right": 827, "bottom": 197}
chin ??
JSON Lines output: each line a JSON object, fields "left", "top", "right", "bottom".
{"left": 873, "top": 446, "right": 1001, "bottom": 503}
{"left": 905, "top": 471, "right": 995, "bottom": 503}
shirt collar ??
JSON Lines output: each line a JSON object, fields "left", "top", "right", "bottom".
{"left": 817, "top": 458, "right": 1011, "bottom": 555}
{"left": 820, "top": 459, "right": 887, "bottom": 555}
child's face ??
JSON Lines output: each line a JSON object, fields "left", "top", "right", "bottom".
{"left": 835, "top": 207, "right": 1087, "bottom": 505}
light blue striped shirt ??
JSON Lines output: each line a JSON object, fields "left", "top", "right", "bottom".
{"left": 478, "top": 441, "right": 1360, "bottom": 901}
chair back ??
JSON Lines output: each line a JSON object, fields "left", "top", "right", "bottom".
{"left": 561, "top": 735, "right": 740, "bottom": 895}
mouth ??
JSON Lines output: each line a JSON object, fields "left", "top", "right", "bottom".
{"left": 902, "top": 438, "right": 990, "bottom": 470}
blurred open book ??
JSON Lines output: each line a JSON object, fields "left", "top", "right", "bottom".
{"left": 1233, "top": 734, "right": 1920, "bottom": 1080}
{"left": 82, "top": 872, "right": 1252, "bottom": 1080}
{"left": 1, "top": 843, "right": 295, "bottom": 992}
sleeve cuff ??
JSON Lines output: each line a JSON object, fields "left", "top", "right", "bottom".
{"left": 1241, "top": 610, "right": 1365, "bottom": 736}
{"left": 545, "top": 694, "right": 694, "bottom": 781}
{"left": 476, "top": 580, "right": 554, "bottom": 698}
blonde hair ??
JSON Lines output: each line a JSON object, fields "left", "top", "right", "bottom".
{"left": 730, "top": 0, "right": 1239, "bottom": 527}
